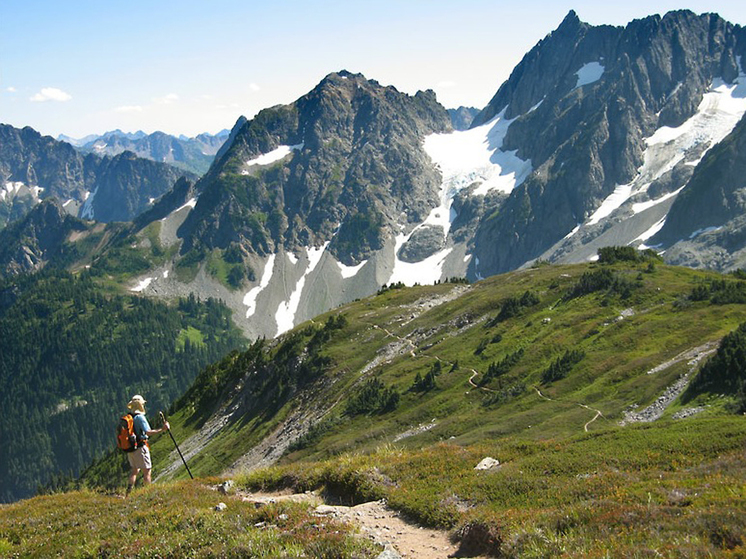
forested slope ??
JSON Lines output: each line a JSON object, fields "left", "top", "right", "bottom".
{"left": 0, "top": 269, "right": 245, "bottom": 502}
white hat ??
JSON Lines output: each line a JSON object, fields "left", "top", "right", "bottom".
{"left": 127, "top": 394, "right": 146, "bottom": 413}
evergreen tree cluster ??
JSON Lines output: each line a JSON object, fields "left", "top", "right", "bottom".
{"left": 690, "top": 279, "right": 746, "bottom": 304}
{"left": 685, "top": 321, "right": 746, "bottom": 412}
{"left": 0, "top": 270, "right": 245, "bottom": 502}
{"left": 412, "top": 361, "right": 443, "bottom": 392}
{"left": 487, "top": 291, "right": 540, "bottom": 327}
{"left": 541, "top": 349, "right": 586, "bottom": 384}
{"left": 345, "top": 378, "right": 400, "bottom": 415}
{"left": 597, "top": 246, "right": 661, "bottom": 264}
{"left": 565, "top": 269, "right": 635, "bottom": 300}
{"left": 480, "top": 348, "right": 524, "bottom": 386}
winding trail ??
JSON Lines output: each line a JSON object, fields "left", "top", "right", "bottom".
{"left": 533, "top": 386, "right": 607, "bottom": 432}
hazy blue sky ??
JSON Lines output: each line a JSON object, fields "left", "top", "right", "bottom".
{"left": 2, "top": 1, "right": 745, "bottom": 138}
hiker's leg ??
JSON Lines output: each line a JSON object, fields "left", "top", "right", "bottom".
{"left": 143, "top": 468, "right": 152, "bottom": 485}
{"left": 127, "top": 468, "right": 139, "bottom": 495}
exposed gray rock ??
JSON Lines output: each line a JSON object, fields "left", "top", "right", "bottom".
{"left": 471, "top": 10, "right": 746, "bottom": 275}
{"left": 397, "top": 225, "right": 445, "bottom": 262}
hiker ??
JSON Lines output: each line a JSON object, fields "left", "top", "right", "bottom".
{"left": 126, "top": 394, "right": 169, "bottom": 495}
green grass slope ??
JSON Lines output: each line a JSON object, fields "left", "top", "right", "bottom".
{"left": 48, "top": 253, "right": 746, "bottom": 555}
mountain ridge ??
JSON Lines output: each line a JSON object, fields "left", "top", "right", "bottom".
{"left": 0, "top": 123, "right": 195, "bottom": 226}
{"left": 59, "top": 129, "right": 230, "bottom": 175}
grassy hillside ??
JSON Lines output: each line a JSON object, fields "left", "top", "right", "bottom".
{"left": 142, "top": 259, "right": 745, "bottom": 474}
{"left": 0, "top": 482, "right": 377, "bottom": 558}
{"left": 20, "top": 254, "right": 746, "bottom": 555}
{"left": 0, "top": 269, "right": 246, "bottom": 503}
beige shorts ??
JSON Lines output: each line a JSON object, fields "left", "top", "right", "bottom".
{"left": 127, "top": 445, "right": 152, "bottom": 471}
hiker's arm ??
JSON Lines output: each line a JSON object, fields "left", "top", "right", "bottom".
{"left": 145, "top": 421, "right": 169, "bottom": 436}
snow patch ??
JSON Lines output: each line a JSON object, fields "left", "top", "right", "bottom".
{"left": 243, "top": 254, "right": 276, "bottom": 319}
{"left": 241, "top": 143, "right": 303, "bottom": 174}
{"left": 62, "top": 199, "right": 75, "bottom": 208}
{"left": 175, "top": 198, "right": 197, "bottom": 212}
{"left": 1, "top": 182, "right": 22, "bottom": 201}
{"left": 573, "top": 63, "right": 746, "bottom": 236}
{"left": 337, "top": 258, "right": 367, "bottom": 279}
{"left": 275, "top": 244, "right": 329, "bottom": 335}
{"left": 417, "top": 108, "right": 532, "bottom": 261}
{"left": 574, "top": 62, "right": 605, "bottom": 89}
{"left": 586, "top": 184, "right": 634, "bottom": 226}
{"left": 388, "top": 231, "right": 453, "bottom": 287}
{"left": 163, "top": 270, "right": 169, "bottom": 279}
{"left": 131, "top": 277, "right": 154, "bottom": 292}
{"left": 287, "top": 252, "right": 299, "bottom": 265}
{"left": 634, "top": 218, "right": 666, "bottom": 245}
{"left": 689, "top": 226, "right": 723, "bottom": 239}
{"left": 563, "top": 224, "right": 581, "bottom": 240}
{"left": 424, "top": 108, "right": 532, "bottom": 202}
{"left": 632, "top": 186, "right": 685, "bottom": 214}
{"left": 80, "top": 187, "right": 98, "bottom": 219}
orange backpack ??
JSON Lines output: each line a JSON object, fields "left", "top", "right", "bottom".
{"left": 116, "top": 413, "right": 139, "bottom": 452}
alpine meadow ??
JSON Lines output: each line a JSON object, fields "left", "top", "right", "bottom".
{"left": 2, "top": 5, "right": 746, "bottom": 558}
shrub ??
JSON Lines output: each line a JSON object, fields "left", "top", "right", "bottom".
{"left": 453, "top": 518, "right": 503, "bottom": 557}
{"left": 597, "top": 246, "right": 662, "bottom": 264}
{"left": 684, "top": 321, "right": 746, "bottom": 411}
{"left": 480, "top": 348, "right": 524, "bottom": 386}
{"left": 346, "top": 378, "right": 400, "bottom": 415}
{"left": 542, "top": 349, "right": 585, "bottom": 384}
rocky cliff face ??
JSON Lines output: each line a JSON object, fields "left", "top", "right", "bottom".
{"left": 651, "top": 114, "right": 746, "bottom": 269}
{"left": 0, "top": 198, "right": 88, "bottom": 276}
{"left": 179, "top": 71, "right": 451, "bottom": 262}
{"left": 0, "top": 124, "right": 194, "bottom": 227}
{"left": 470, "top": 10, "right": 746, "bottom": 276}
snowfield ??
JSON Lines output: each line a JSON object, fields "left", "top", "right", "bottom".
{"left": 241, "top": 144, "right": 304, "bottom": 174}
{"left": 243, "top": 254, "right": 276, "bottom": 319}
{"left": 575, "top": 60, "right": 746, "bottom": 237}
{"left": 275, "top": 243, "right": 329, "bottom": 336}
{"left": 337, "top": 258, "right": 367, "bottom": 279}
{"left": 574, "top": 61, "right": 605, "bottom": 89}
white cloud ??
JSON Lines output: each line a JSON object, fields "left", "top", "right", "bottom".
{"left": 249, "top": 83, "right": 260, "bottom": 92}
{"left": 30, "top": 87, "right": 72, "bottom": 102}
{"left": 115, "top": 105, "right": 144, "bottom": 113}
{"left": 436, "top": 80, "right": 457, "bottom": 89}
{"left": 6, "top": 86, "right": 17, "bottom": 93}
{"left": 154, "top": 93, "right": 179, "bottom": 105}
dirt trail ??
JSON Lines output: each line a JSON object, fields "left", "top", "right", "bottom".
{"left": 239, "top": 491, "right": 460, "bottom": 558}
{"left": 533, "top": 386, "right": 606, "bottom": 432}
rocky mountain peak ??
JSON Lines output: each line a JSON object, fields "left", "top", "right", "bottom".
{"left": 178, "top": 70, "right": 451, "bottom": 261}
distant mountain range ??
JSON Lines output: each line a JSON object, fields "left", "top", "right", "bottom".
{"left": 2, "top": 9, "right": 746, "bottom": 340}
{"left": 0, "top": 124, "right": 195, "bottom": 227}
{"left": 59, "top": 129, "right": 230, "bottom": 176}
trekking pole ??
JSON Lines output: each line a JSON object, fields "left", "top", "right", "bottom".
{"left": 160, "top": 411, "right": 194, "bottom": 479}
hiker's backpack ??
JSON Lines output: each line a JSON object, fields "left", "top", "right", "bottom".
{"left": 116, "top": 413, "right": 139, "bottom": 452}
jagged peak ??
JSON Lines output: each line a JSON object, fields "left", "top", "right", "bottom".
{"left": 560, "top": 9, "right": 580, "bottom": 27}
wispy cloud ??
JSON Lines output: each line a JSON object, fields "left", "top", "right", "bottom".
{"left": 154, "top": 93, "right": 179, "bottom": 105}
{"left": 30, "top": 87, "right": 72, "bottom": 102}
{"left": 115, "top": 105, "right": 144, "bottom": 113}
{"left": 6, "top": 86, "right": 17, "bottom": 93}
